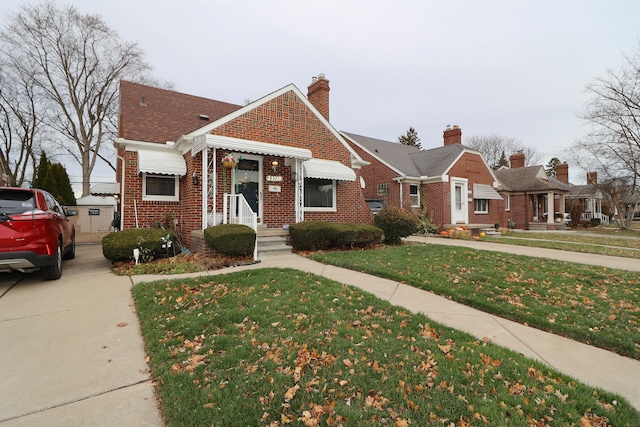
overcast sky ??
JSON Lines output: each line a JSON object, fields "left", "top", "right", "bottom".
{"left": 3, "top": 0, "right": 640, "bottom": 187}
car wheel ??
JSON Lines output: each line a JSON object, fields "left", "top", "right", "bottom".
{"left": 63, "top": 236, "right": 76, "bottom": 260}
{"left": 41, "top": 242, "right": 63, "bottom": 280}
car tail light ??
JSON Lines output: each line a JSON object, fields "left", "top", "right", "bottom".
{"left": 8, "top": 209, "right": 53, "bottom": 221}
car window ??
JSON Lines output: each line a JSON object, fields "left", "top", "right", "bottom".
{"left": 0, "top": 189, "right": 36, "bottom": 214}
{"left": 44, "top": 193, "right": 63, "bottom": 213}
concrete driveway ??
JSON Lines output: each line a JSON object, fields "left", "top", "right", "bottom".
{"left": 0, "top": 244, "right": 164, "bottom": 426}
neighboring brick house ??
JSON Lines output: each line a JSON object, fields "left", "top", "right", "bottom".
{"left": 494, "top": 153, "right": 572, "bottom": 230}
{"left": 114, "top": 75, "right": 371, "bottom": 251}
{"left": 567, "top": 172, "right": 610, "bottom": 224}
{"left": 342, "top": 126, "right": 504, "bottom": 229}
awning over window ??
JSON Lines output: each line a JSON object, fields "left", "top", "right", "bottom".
{"left": 90, "top": 182, "right": 120, "bottom": 196}
{"left": 137, "top": 148, "right": 186, "bottom": 176}
{"left": 303, "top": 159, "right": 356, "bottom": 181}
{"left": 473, "top": 183, "right": 503, "bottom": 200}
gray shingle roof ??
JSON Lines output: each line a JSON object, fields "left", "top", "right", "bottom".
{"left": 494, "top": 166, "right": 572, "bottom": 193}
{"left": 342, "top": 131, "right": 467, "bottom": 177}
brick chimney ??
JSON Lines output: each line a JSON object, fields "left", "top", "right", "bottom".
{"left": 556, "top": 162, "right": 569, "bottom": 184}
{"left": 443, "top": 125, "right": 462, "bottom": 146}
{"left": 509, "top": 151, "right": 525, "bottom": 168}
{"left": 307, "top": 73, "right": 330, "bottom": 121}
{"left": 587, "top": 171, "right": 597, "bottom": 185}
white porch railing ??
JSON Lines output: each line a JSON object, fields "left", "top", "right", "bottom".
{"left": 223, "top": 193, "right": 258, "bottom": 259}
{"left": 581, "top": 212, "right": 610, "bottom": 224}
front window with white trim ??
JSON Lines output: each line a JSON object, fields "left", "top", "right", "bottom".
{"left": 474, "top": 198, "right": 488, "bottom": 214}
{"left": 505, "top": 194, "right": 510, "bottom": 211}
{"left": 304, "top": 178, "right": 335, "bottom": 211}
{"left": 409, "top": 184, "right": 420, "bottom": 208}
{"left": 142, "top": 174, "right": 179, "bottom": 201}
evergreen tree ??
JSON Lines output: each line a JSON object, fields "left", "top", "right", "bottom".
{"left": 39, "top": 161, "right": 77, "bottom": 205}
{"left": 495, "top": 151, "right": 509, "bottom": 169}
{"left": 545, "top": 157, "right": 561, "bottom": 177}
{"left": 398, "top": 127, "right": 422, "bottom": 149}
{"left": 33, "top": 152, "right": 50, "bottom": 189}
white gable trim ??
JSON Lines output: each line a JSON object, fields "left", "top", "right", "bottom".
{"left": 340, "top": 132, "right": 407, "bottom": 177}
{"left": 185, "top": 84, "right": 364, "bottom": 164}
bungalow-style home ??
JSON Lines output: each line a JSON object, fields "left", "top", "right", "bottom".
{"left": 566, "top": 172, "right": 610, "bottom": 224}
{"left": 114, "top": 74, "right": 371, "bottom": 256}
{"left": 494, "top": 153, "right": 572, "bottom": 230}
{"left": 342, "top": 126, "right": 504, "bottom": 229}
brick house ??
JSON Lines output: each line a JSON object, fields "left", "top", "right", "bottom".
{"left": 494, "top": 153, "right": 571, "bottom": 230}
{"left": 342, "top": 125, "right": 504, "bottom": 229}
{"left": 114, "top": 74, "right": 371, "bottom": 253}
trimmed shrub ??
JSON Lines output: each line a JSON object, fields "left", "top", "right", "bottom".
{"left": 204, "top": 224, "right": 256, "bottom": 257}
{"left": 102, "top": 228, "right": 177, "bottom": 262}
{"left": 289, "top": 221, "right": 382, "bottom": 251}
{"left": 374, "top": 206, "right": 418, "bottom": 244}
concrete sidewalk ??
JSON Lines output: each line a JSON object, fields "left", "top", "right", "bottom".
{"left": 131, "top": 237, "right": 640, "bottom": 411}
{"left": 0, "top": 244, "right": 164, "bottom": 427}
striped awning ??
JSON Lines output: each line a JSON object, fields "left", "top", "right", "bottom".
{"left": 473, "top": 183, "right": 503, "bottom": 200}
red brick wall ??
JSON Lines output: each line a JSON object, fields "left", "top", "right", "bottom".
{"left": 347, "top": 141, "right": 402, "bottom": 208}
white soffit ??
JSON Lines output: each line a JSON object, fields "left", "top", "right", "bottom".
{"left": 137, "top": 148, "right": 187, "bottom": 176}
{"left": 473, "top": 183, "right": 503, "bottom": 200}
{"left": 303, "top": 159, "right": 356, "bottom": 181}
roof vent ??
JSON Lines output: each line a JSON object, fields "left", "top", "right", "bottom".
{"left": 139, "top": 97, "right": 147, "bottom": 107}
{"left": 199, "top": 114, "right": 209, "bottom": 120}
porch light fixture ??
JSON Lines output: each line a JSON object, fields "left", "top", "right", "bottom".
{"left": 192, "top": 171, "right": 199, "bottom": 185}
{"left": 271, "top": 160, "right": 279, "bottom": 172}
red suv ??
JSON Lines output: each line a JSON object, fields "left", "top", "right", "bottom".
{"left": 0, "top": 187, "right": 77, "bottom": 280}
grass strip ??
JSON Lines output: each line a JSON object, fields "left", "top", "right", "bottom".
{"left": 133, "top": 268, "right": 639, "bottom": 426}
{"left": 484, "top": 236, "right": 640, "bottom": 259}
{"left": 309, "top": 245, "right": 640, "bottom": 360}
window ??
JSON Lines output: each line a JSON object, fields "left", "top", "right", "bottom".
{"left": 143, "top": 174, "right": 179, "bottom": 201}
{"left": 505, "top": 194, "right": 510, "bottom": 211}
{"left": 377, "top": 183, "right": 389, "bottom": 196}
{"left": 304, "top": 178, "right": 335, "bottom": 210}
{"left": 409, "top": 184, "right": 420, "bottom": 208}
{"left": 474, "top": 198, "right": 488, "bottom": 214}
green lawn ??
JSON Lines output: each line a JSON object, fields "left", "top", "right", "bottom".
{"left": 132, "top": 268, "right": 640, "bottom": 426}
{"left": 484, "top": 230, "right": 640, "bottom": 259}
{"left": 309, "top": 244, "right": 640, "bottom": 360}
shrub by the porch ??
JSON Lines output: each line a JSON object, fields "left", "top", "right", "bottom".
{"left": 102, "top": 228, "right": 177, "bottom": 262}
{"left": 289, "top": 221, "right": 382, "bottom": 251}
{"left": 204, "top": 224, "right": 256, "bottom": 257}
{"left": 375, "top": 206, "right": 419, "bottom": 244}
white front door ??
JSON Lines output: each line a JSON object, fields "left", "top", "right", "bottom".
{"left": 451, "top": 179, "right": 468, "bottom": 224}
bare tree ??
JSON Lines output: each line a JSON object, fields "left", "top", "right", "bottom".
{"left": 465, "top": 134, "right": 540, "bottom": 169}
{"left": 572, "top": 43, "right": 640, "bottom": 228}
{"left": 0, "top": 2, "right": 157, "bottom": 196}
{"left": 0, "top": 62, "right": 45, "bottom": 187}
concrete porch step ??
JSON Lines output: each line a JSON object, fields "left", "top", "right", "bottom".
{"left": 480, "top": 227, "right": 502, "bottom": 237}
{"left": 256, "top": 231, "right": 292, "bottom": 259}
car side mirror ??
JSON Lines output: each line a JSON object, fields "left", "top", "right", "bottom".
{"left": 65, "top": 209, "right": 78, "bottom": 217}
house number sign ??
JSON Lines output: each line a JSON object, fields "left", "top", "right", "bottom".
{"left": 266, "top": 175, "right": 282, "bottom": 182}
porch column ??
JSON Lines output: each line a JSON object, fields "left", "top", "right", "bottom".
{"left": 558, "top": 194, "right": 565, "bottom": 218}
{"left": 201, "top": 148, "right": 208, "bottom": 229}
{"left": 547, "top": 192, "right": 555, "bottom": 224}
